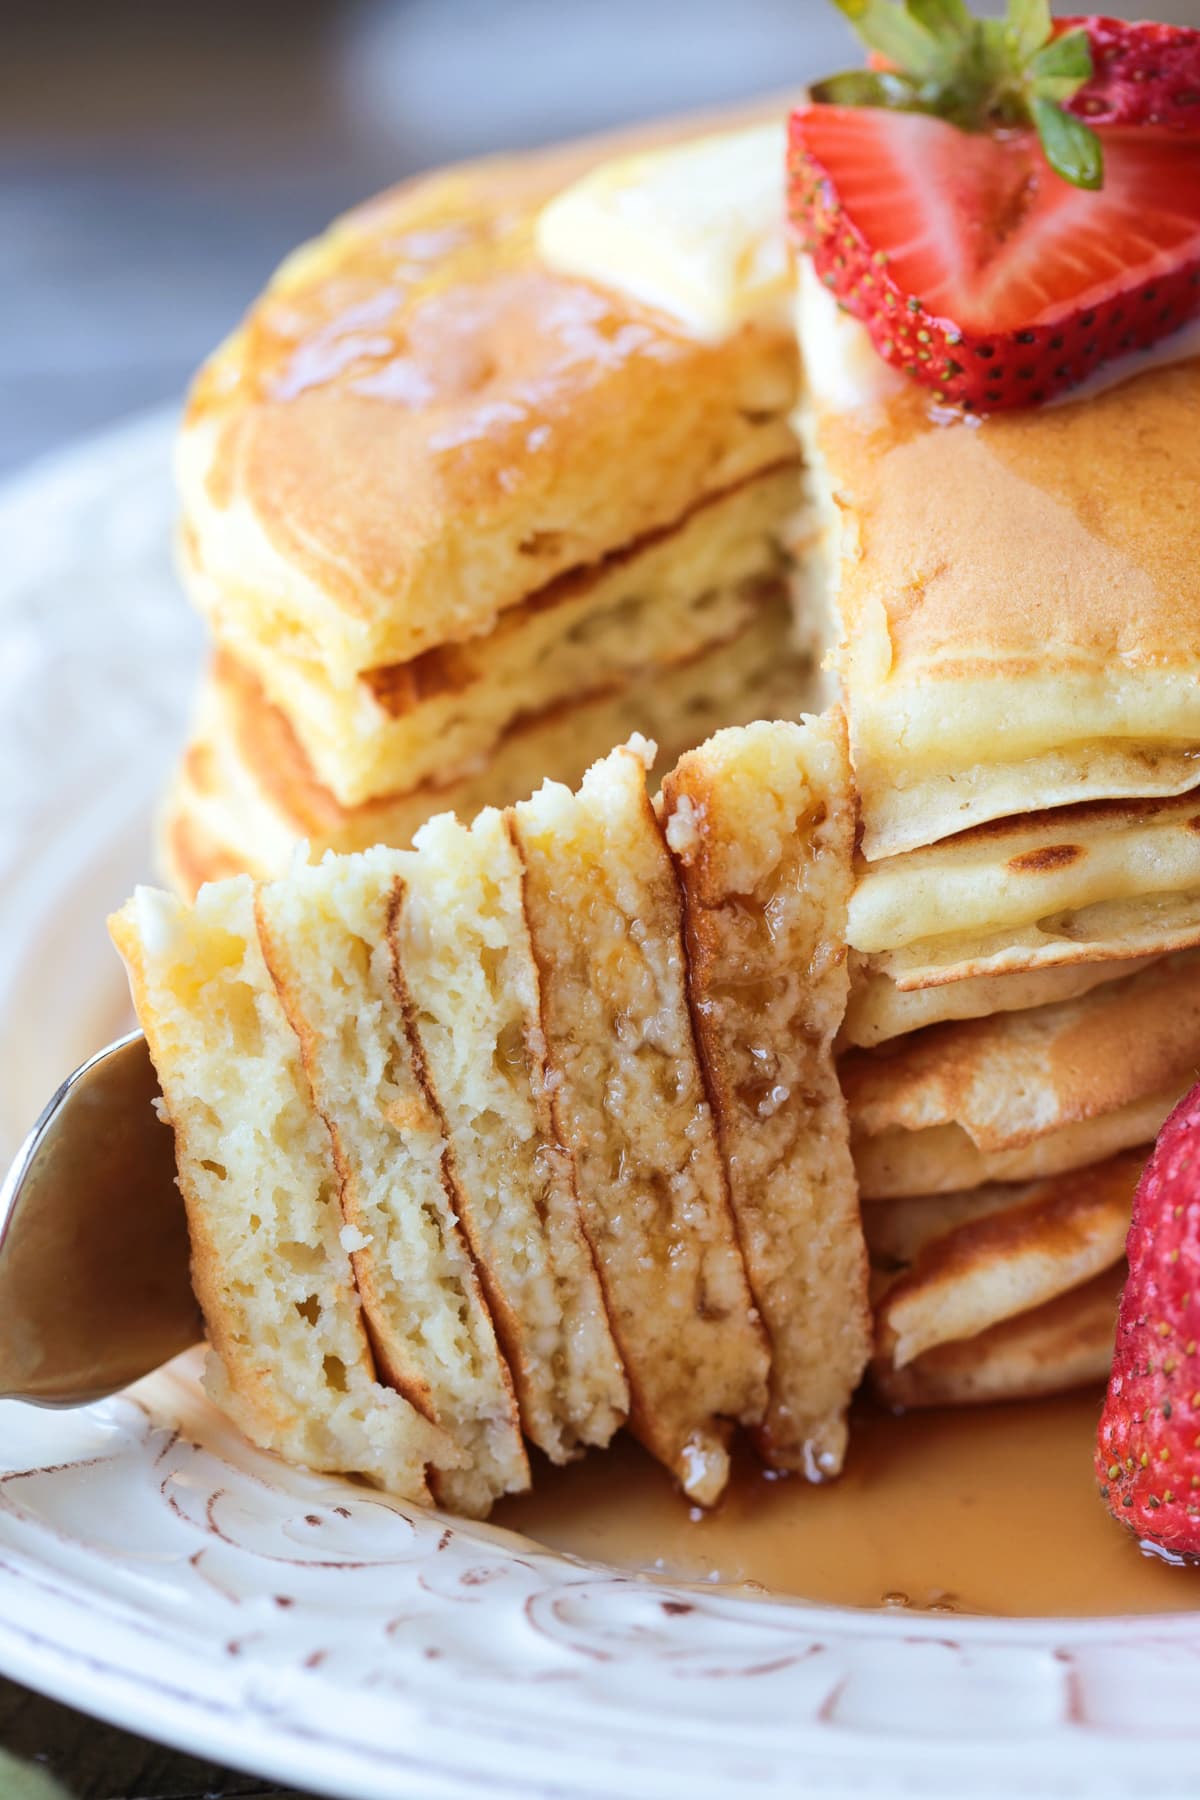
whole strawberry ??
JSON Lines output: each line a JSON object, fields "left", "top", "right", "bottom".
{"left": 1096, "top": 1083, "right": 1200, "bottom": 1559}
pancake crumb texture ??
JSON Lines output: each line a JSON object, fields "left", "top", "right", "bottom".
{"left": 661, "top": 714, "right": 870, "bottom": 1480}
{"left": 254, "top": 852, "right": 529, "bottom": 1517}
{"left": 163, "top": 587, "right": 816, "bottom": 895}
{"left": 397, "top": 808, "right": 628, "bottom": 1462}
{"left": 114, "top": 718, "right": 872, "bottom": 1516}
{"left": 108, "top": 879, "right": 457, "bottom": 1503}
{"left": 512, "top": 742, "right": 772, "bottom": 1505}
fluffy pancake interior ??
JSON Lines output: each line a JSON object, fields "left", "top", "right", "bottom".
{"left": 189, "top": 462, "right": 800, "bottom": 809}
{"left": 161, "top": 590, "right": 816, "bottom": 894}
{"left": 108, "top": 880, "right": 457, "bottom": 1500}
{"left": 395, "top": 806, "right": 629, "bottom": 1461}
{"left": 511, "top": 739, "right": 769, "bottom": 1505}
{"left": 660, "top": 713, "right": 869, "bottom": 1480}
{"left": 255, "top": 849, "right": 529, "bottom": 1517}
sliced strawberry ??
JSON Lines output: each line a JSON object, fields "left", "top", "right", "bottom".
{"left": 1062, "top": 16, "right": 1200, "bottom": 131}
{"left": 787, "top": 105, "right": 1200, "bottom": 409}
{"left": 1096, "top": 1084, "right": 1200, "bottom": 1560}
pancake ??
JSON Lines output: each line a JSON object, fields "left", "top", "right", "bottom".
{"left": 661, "top": 713, "right": 870, "bottom": 1479}
{"left": 108, "top": 880, "right": 462, "bottom": 1505}
{"left": 873, "top": 1265, "right": 1124, "bottom": 1410}
{"left": 793, "top": 273, "right": 1200, "bottom": 862}
{"left": 847, "top": 789, "right": 1200, "bottom": 988}
{"left": 160, "top": 589, "right": 816, "bottom": 895}
{"left": 178, "top": 139, "right": 797, "bottom": 688}
{"left": 394, "top": 808, "right": 629, "bottom": 1461}
{"left": 871, "top": 1151, "right": 1141, "bottom": 1371}
{"left": 844, "top": 953, "right": 1200, "bottom": 1200}
{"left": 511, "top": 739, "right": 770, "bottom": 1504}
{"left": 185, "top": 458, "right": 801, "bottom": 810}
{"left": 255, "top": 853, "right": 530, "bottom": 1516}
{"left": 840, "top": 954, "right": 1159, "bottom": 1049}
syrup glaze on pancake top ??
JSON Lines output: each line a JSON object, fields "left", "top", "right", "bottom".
{"left": 178, "top": 131, "right": 797, "bottom": 678}
{"left": 169, "top": 119, "right": 816, "bottom": 887}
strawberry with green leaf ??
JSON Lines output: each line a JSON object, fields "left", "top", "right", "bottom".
{"left": 788, "top": 3, "right": 1200, "bottom": 409}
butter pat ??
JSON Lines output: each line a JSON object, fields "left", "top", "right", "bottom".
{"left": 537, "top": 123, "right": 789, "bottom": 341}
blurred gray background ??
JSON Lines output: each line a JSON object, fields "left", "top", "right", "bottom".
{"left": 3, "top": 0, "right": 1196, "bottom": 476}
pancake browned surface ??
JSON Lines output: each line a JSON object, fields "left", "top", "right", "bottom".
{"left": 660, "top": 713, "right": 869, "bottom": 1479}
{"left": 793, "top": 272, "right": 1200, "bottom": 861}
{"left": 256, "top": 852, "right": 529, "bottom": 1516}
{"left": 874, "top": 1265, "right": 1124, "bottom": 1410}
{"left": 161, "top": 588, "right": 814, "bottom": 894}
{"left": 178, "top": 139, "right": 798, "bottom": 686}
{"left": 872, "top": 1151, "right": 1141, "bottom": 1372}
{"left": 511, "top": 740, "right": 769, "bottom": 1504}
{"left": 847, "top": 789, "right": 1200, "bottom": 989}
{"left": 108, "top": 880, "right": 460, "bottom": 1503}
{"left": 843, "top": 952, "right": 1200, "bottom": 1200}
{"left": 393, "top": 808, "right": 629, "bottom": 1461}
{"left": 840, "top": 953, "right": 1160, "bottom": 1050}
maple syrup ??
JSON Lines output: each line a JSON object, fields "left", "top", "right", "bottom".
{"left": 496, "top": 1390, "right": 1200, "bottom": 1617}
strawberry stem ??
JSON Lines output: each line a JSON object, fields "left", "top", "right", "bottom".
{"left": 816, "top": 0, "right": 1104, "bottom": 189}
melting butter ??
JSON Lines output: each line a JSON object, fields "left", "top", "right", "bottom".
{"left": 536, "top": 123, "right": 789, "bottom": 340}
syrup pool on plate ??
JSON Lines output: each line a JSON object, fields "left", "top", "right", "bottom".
{"left": 496, "top": 1390, "right": 1200, "bottom": 1617}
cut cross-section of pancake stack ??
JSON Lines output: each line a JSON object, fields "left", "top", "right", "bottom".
{"left": 793, "top": 268, "right": 1200, "bottom": 1407}
{"left": 133, "top": 105, "right": 1200, "bottom": 1451}
{"left": 112, "top": 719, "right": 871, "bottom": 1516}
{"left": 164, "top": 128, "right": 816, "bottom": 897}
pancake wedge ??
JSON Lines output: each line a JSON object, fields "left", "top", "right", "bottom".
{"left": 844, "top": 953, "right": 1200, "bottom": 1200}
{"left": 660, "top": 713, "right": 869, "bottom": 1479}
{"left": 511, "top": 740, "right": 770, "bottom": 1504}
{"left": 255, "top": 852, "right": 529, "bottom": 1517}
{"left": 874, "top": 1266, "right": 1124, "bottom": 1410}
{"left": 393, "top": 808, "right": 629, "bottom": 1461}
{"left": 108, "top": 880, "right": 459, "bottom": 1502}
{"left": 873, "top": 1151, "right": 1142, "bottom": 1371}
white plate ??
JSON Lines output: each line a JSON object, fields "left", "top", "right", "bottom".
{"left": 2, "top": 414, "right": 1200, "bottom": 1800}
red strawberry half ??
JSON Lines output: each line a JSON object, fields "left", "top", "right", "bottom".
{"left": 790, "top": 8, "right": 1200, "bottom": 410}
{"left": 1096, "top": 1082, "right": 1200, "bottom": 1561}
{"left": 787, "top": 105, "right": 1200, "bottom": 409}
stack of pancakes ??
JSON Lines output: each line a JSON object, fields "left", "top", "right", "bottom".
{"left": 165, "top": 134, "right": 814, "bottom": 897}
{"left": 146, "top": 113, "right": 1200, "bottom": 1431}
{"left": 796, "top": 274, "right": 1200, "bottom": 1406}
{"left": 113, "top": 720, "right": 870, "bottom": 1513}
